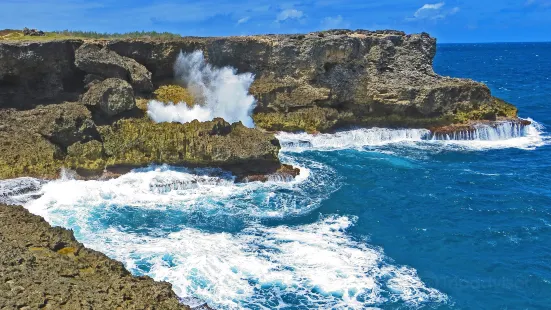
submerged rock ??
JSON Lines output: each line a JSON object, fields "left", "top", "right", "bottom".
{"left": 81, "top": 78, "right": 136, "bottom": 117}
{"left": 0, "top": 204, "right": 190, "bottom": 309}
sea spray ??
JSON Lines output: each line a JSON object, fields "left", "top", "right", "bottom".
{"left": 429, "top": 121, "right": 535, "bottom": 141}
{"left": 277, "top": 120, "right": 546, "bottom": 152}
{"left": 147, "top": 51, "right": 256, "bottom": 127}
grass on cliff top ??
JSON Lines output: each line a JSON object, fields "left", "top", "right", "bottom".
{"left": 0, "top": 29, "right": 182, "bottom": 41}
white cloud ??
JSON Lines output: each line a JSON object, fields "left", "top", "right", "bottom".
{"left": 237, "top": 17, "right": 250, "bottom": 25}
{"left": 276, "top": 9, "right": 304, "bottom": 22}
{"left": 321, "top": 15, "right": 351, "bottom": 29}
{"left": 410, "top": 2, "right": 460, "bottom": 21}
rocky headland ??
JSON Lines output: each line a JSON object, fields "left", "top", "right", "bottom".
{"left": 0, "top": 29, "right": 523, "bottom": 180}
{"left": 0, "top": 29, "right": 526, "bottom": 308}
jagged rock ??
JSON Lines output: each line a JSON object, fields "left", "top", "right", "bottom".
{"left": 75, "top": 43, "right": 153, "bottom": 93}
{"left": 0, "top": 101, "right": 283, "bottom": 180}
{"left": 83, "top": 73, "right": 103, "bottom": 90}
{"left": 105, "top": 30, "right": 518, "bottom": 131}
{"left": 81, "top": 78, "right": 136, "bottom": 117}
{"left": 0, "top": 40, "right": 83, "bottom": 109}
{"left": 0, "top": 204, "right": 190, "bottom": 309}
{"left": 1, "top": 30, "right": 520, "bottom": 131}
{"left": 0, "top": 103, "right": 99, "bottom": 179}
{"left": 99, "top": 117, "right": 281, "bottom": 178}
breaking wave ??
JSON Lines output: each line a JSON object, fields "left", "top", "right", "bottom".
{"left": 278, "top": 120, "right": 547, "bottom": 152}
{"left": 147, "top": 51, "right": 256, "bottom": 127}
{"left": 16, "top": 153, "right": 447, "bottom": 309}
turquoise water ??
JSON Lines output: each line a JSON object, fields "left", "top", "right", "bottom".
{"left": 12, "top": 43, "right": 551, "bottom": 309}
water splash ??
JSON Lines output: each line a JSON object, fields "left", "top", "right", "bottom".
{"left": 0, "top": 177, "right": 44, "bottom": 205}
{"left": 429, "top": 121, "right": 535, "bottom": 141}
{"left": 278, "top": 120, "right": 547, "bottom": 152}
{"left": 277, "top": 128, "right": 431, "bottom": 152}
{"left": 147, "top": 51, "right": 256, "bottom": 127}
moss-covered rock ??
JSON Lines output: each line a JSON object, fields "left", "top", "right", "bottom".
{"left": 153, "top": 84, "right": 195, "bottom": 106}
{"left": 253, "top": 107, "right": 340, "bottom": 133}
{"left": 0, "top": 102, "right": 99, "bottom": 179}
{"left": 100, "top": 117, "right": 281, "bottom": 177}
{"left": 0, "top": 101, "right": 282, "bottom": 180}
{"left": 65, "top": 140, "right": 106, "bottom": 175}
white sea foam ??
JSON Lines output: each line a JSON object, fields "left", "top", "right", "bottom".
{"left": 25, "top": 162, "right": 329, "bottom": 223}
{"left": 147, "top": 51, "right": 256, "bottom": 127}
{"left": 277, "top": 128, "right": 431, "bottom": 152}
{"left": 20, "top": 159, "right": 446, "bottom": 309}
{"left": 278, "top": 119, "right": 547, "bottom": 152}
{"left": 99, "top": 216, "right": 447, "bottom": 309}
{"left": 0, "top": 177, "right": 44, "bottom": 205}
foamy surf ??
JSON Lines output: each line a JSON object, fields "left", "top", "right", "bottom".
{"left": 277, "top": 119, "right": 547, "bottom": 152}
{"left": 15, "top": 154, "right": 448, "bottom": 309}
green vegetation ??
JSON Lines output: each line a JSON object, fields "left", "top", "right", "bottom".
{"left": 0, "top": 29, "right": 182, "bottom": 41}
{"left": 154, "top": 85, "right": 195, "bottom": 106}
{"left": 454, "top": 97, "right": 518, "bottom": 124}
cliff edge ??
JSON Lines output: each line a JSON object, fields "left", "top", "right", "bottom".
{"left": 0, "top": 204, "right": 191, "bottom": 309}
{"left": 0, "top": 29, "right": 521, "bottom": 179}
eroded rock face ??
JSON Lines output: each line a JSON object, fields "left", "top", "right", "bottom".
{"left": 98, "top": 117, "right": 281, "bottom": 178}
{"left": 104, "top": 30, "right": 518, "bottom": 131}
{"left": 0, "top": 101, "right": 282, "bottom": 180}
{"left": 0, "top": 30, "right": 519, "bottom": 132}
{"left": 0, "top": 40, "right": 83, "bottom": 109}
{"left": 0, "top": 204, "right": 190, "bottom": 310}
{"left": 0, "top": 103, "right": 99, "bottom": 179}
{"left": 81, "top": 78, "right": 136, "bottom": 117}
{"left": 75, "top": 43, "right": 154, "bottom": 93}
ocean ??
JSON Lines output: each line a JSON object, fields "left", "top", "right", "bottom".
{"left": 7, "top": 42, "right": 551, "bottom": 309}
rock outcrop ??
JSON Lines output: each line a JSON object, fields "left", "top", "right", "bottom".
{"left": 75, "top": 43, "right": 154, "bottom": 93}
{"left": 0, "top": 40, "right": 83, "bottom": 109}
{"left": 81, "top": 78, "right": 136, "bottom": 117}
{"left": 0, "top": 204, "right": 190, "bottom": 309}
{"left": 0, "top": 102, "right": 281, "bottom": 180}
{"left": 104, "top": 30, "right": 519, "bottom": 132}
{"left": 0, "top": 29, "right": 524, "bottom": 180}
{"left": 1, "top": 30, "right": 520, "bottom": 132}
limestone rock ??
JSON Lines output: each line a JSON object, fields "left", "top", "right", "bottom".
{"left": 0, "top": 101, "right": 283, "bottom": 180}
{"left": 81, "top": 78, "right": 136, "bottom": 117}
{"left": 100, "top": 117, "right": 281, "bottom": 178}
{"left": 75, "top": 43, "right": 153, "bottom": 93}
{"left": 0, "top": 102, "right": 99, "bottom": 179}
{"left": 0, "top": 40, "right": 83, "bottom": 109}
{"left": 1, "top": 30, "right": 521, "bottom": 131}
{"left": 0, "top": 204, "right": 190, "bottom": 309}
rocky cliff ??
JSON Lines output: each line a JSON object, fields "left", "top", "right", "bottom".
{"left": 0, "top": 29, "right": 521, "bottom": 180}
{"left": 1, "top": 30, "right": 519, "bottom": 132}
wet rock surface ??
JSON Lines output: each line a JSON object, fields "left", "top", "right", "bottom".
{"left": 0, "top": 204, "right": 190, "bottom": 309}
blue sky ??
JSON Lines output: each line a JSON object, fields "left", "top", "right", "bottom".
{"left": 2, "top": 0, "right": 550, "bottom": 43}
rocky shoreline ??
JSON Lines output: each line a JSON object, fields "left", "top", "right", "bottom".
{"left": 0, "top": 29, "right": 524, "bottom": 181}
{"left": 0, "top": 204, "right": 197, "bottom": 309}
{"left": 0, "top": 29, "right": 527, "bottom": 308}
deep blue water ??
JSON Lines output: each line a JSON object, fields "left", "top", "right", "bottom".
{"left": 15, "top": 43, "right": 551, "bottom": 309}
